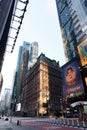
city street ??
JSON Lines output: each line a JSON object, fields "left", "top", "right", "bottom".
{"left": 0, "top": 117, "right": 86, "bottom": 130}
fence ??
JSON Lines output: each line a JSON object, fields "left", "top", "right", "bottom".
{"left": 43, "top": 118, "right": 87, "bottom": 129}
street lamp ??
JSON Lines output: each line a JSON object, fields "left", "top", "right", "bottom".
{"left": 60, "top": 98, "right": 64, "bottom": 118}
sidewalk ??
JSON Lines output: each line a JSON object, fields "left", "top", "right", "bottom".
{"left": 0, "top": 118, "right": 31, "bottom": 130}
{"left": 9, "top": 122, "right": 32, "bottom": 130}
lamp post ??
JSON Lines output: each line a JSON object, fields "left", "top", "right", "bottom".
{"left": 10, "top": 97, "right": 16, "bottom": 122}
{"left": 60, "top": 98, "right": 64, "bottom": 118}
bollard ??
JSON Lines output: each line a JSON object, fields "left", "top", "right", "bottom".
{"left": 57, "top": 118, "right": 59, "bottom": 125}
{"left": 17, "top": 120, "right": 20, "bottom": 126}
{"left": 63, "top": 119, "right": 65, "bottom": 126}
{"left": 82, "top": 121, "right": 86, "bottom": 129}
{"left": 67, "top": 119, "right": 69, "bottom": 126}
{"left": 77, "top": 120, "right": 80, "bottom": 128}
{"left": 60, "top": 119, "right": 62, "bottom": 125}
{"left": 72, "top": 120, "right": 74, "bottom": 127}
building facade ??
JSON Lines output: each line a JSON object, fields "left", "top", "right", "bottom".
{"left": 0, "top": 0, "right": 29, "bottom": 71}
{"left": 28, "top": 41, "right": 38, "bottom": 69}
{"left": 20, "top": 54, "right": 62, "bottom": 117}
{"left": 56, "top": 0, "right": 87, "bottom": 118}
{"left": 11, "top": 41, "right": 38, "bottom": 111}
{"left": 56, "top": 0, "right": 87, "bottom": 62}
{"left": 0, "top": 0, "right": 18, "bottom": 71}
{"left": 56, "top": 0, "right": 87, "bottom": 94}
{"left": 1, "top": 88, "right": 12, "bottom": 115}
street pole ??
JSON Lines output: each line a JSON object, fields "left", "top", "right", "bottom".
{"left": 60, "top": 98, "right": 64, "bottom": 118}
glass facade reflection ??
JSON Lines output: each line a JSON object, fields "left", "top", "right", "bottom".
{"left": 56, "top": 0, "right": 87, "bottom": 62}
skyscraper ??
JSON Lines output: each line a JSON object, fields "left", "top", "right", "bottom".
{"left": 0, "top": 0, "right": 17, "bottom": 71}
{"left": 28, "top": 42, "right": 38, "bottom": 68}
{"left": 0, "top": 0, "right": 29, "bottom": 71}
{"left": 11, "top": 41, "right": 38, "bottom": 106}
{"left": 56, "top": 0, "right": 87, "bottom": 62}
{"left": 56, "top": 0, "right": 87, "bottom": 117}
{"left": 15, "top": 41, "right": 30, "bottom": 103}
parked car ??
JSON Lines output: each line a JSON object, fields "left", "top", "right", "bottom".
{"left": 5, "top": 117, "right": 9, "bottom": 121}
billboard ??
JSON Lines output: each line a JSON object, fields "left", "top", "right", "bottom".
{"left": 77, "top": 39, "right": 87, "bottom": 66}
{"left": 62, "top": 59, "right": 84, "bottom": 98}
{"left": 16, "top": 103, "right": 21, "bottom": 111}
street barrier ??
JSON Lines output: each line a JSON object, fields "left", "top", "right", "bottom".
{"left": 77, "top": 120, "right": 80, "bottom": 128}
{"left": 79, "top": 121, "right": 83, "bottom": 128}
{"left": 39, "top": 117, "right": 87, "bottom": 129}
{"left": 45, "top": 118, "right": 87, "bottom": 129}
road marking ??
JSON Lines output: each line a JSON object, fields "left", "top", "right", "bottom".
{"left": 44, "top": 126, "right": 61, "bottom": 129}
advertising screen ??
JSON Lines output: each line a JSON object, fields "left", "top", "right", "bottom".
{"left": 62, "top": 59, "right": 84, "bottom": 98}
{"left": 77, "top": 39, "right": 87, "bottom": 66}
{"left": 16, "top": 103, "right": 21, "bottom": 111}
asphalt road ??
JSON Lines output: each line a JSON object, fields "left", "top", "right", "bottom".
{"left": 0, "top": 117, "right": 86, "bottom": 130}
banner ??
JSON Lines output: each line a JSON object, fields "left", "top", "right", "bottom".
{"left": 62, "top": 59, "right": 84, "bottom": 98}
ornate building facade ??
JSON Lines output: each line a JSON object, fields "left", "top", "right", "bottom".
{"left": 20, "top": 54, "right": 62, "bottom": 117}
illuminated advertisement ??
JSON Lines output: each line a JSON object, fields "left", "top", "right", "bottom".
{"left": 62, "top": 59, "right": 84, "bottom": 98}
{"left": 16, "top": 103, "right": 21, "bottom": 111}
{"left": 85, "top": 77, "right": 87, "bottom": 86}
{"left": 77, "top": 39, "right": 87, "bottom": 66}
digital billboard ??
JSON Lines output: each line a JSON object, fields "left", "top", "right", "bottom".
{"left": 77, "top": 39, "right": 87, "bottom": 66}
{"left": 62, "top": 59, "right": 84, "bottom": 98}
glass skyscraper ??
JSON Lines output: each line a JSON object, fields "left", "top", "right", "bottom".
{"left": 12, "top": 41, "right": 38, "bottom": 104}
{"left": 56, "top": 0, "right": 87, "bottom": 62}
{"left": 29, "top": 42, "right": 38, "bottom": 68}
{"left": 56, "top": 0, "right": 87, "bottom": 111}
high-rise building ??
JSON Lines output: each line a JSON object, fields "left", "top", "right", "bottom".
{"left": 0, "top": 0, "right": 17, "bottom": 71}
{"left": 56, "top": 0, "right": 87, "bottom": 117}
{"left": 0, "top": 0, "right": 29, "bottom": 71}
{"left": 15, "top": 41, "right": 30, "bottom": 103}
{"left": 29, "top": 42, "right": 38, "bottom": 68}
{"left": 11, "top": 41, "right": 38, "bottom": 109}
{"left": 1, "top": 88, "right": 12, "bottom": 114}
{"left": 17, "top": 41, "right": 38, "bottom": 90}
{"left": 21, "top": 41, "right": 38, "bottom": 70}
{"left": 56, "top": 0, "right": 87, "bottom": 62}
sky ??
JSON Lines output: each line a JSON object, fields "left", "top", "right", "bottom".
{"left": 1, "top": 0, "right": 66, "bottom": 95}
